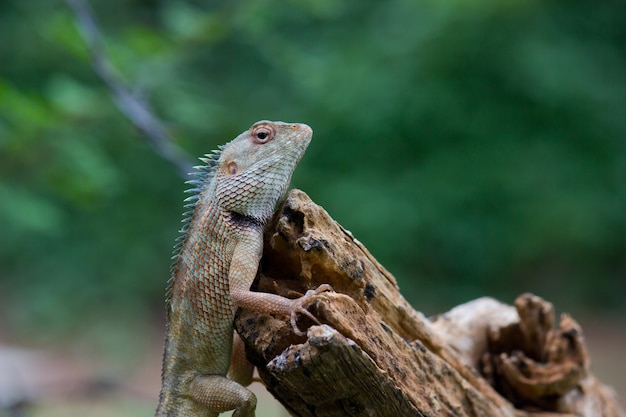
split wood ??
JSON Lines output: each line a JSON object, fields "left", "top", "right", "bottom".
{"left": 235, "top": 190, "right": 623, "bottom": 417}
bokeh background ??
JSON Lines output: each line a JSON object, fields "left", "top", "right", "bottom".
{"left": 1, "top": 0, "right": 624, "bottom": 415}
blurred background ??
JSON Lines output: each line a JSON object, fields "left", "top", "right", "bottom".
{"left": 0, "top": 0, "right": 624, "bottom": 415}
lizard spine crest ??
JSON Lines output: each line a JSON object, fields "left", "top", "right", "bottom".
{"left": 166, "top": 146, "right": 223, "bottom": 307}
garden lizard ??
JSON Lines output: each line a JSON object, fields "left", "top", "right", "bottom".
{"left": 156, "top": 121, "right": 330, "bottom": 417}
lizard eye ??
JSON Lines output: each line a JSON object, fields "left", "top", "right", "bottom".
{"left": 251, "top": 124, "right": 275, "bottom": 144}
{"left": 227, "top": 161, "right": 238, "bottom": 175}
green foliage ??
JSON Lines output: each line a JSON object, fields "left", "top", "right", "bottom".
{"left": 1, "top": 0, "right": 625, "bottom": 335}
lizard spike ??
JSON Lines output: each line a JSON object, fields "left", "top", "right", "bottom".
{"left": 191, "top": 171, "right": 208, "bottom": 180}
{"left": 183, "top": 195, "right": 200, "bottom": 203}
{"left": 199, "top": 148, "right": 223, "bottom": 166}
{"left": 198, "top": 156, "right": 215, "bottom": 165}
{"left": 184, "top": 187, "right": 201, "bottom": 194}
{"left": 203, "top": 149, "right": 221, "bottom": 159}
{"left": 185, "top": 178, "right": 203, "bottom": 186}
{"left": 197, "top": 165, "right": 216, "bottom": 174}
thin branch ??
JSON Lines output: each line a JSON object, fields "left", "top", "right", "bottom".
{"left": 65, "top": 0, "right": 194, "bottom": 178}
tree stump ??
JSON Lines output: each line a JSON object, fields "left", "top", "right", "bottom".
{"left": 234, "top": 190, "right": 624, "bottom": 417}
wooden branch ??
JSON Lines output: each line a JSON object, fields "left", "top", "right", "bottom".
{"left": 234, "top": 189, "right": 624, "bottom": 417}
{"left": 66, "top": 0, "right": 194, "bottom": 178}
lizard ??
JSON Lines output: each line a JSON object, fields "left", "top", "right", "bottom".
{"left": 156, "top": 120, "right": 331, "bottom": 417}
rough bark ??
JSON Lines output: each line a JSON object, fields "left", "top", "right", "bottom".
{"left": 234, "top": 189, "right": 624, "bottom": 417}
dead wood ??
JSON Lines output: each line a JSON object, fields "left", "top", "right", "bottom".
{"left": 234, "top": 189, "right": 624, "bottom": 417}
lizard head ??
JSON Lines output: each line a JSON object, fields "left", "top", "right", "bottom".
{"left": 214, "top": 120, "right": 312, "bottom": 222}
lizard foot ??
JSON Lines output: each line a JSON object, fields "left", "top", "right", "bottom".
{"left": 290, "top": 284, "right": 333, "bottom": 336}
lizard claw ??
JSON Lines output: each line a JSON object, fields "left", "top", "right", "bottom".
{"left": 289, "top": 284, "right": 334, "bottom": 336}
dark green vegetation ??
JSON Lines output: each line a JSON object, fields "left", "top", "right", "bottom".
{"left": 1, "top": 0, "right": 625, "bottom": 336}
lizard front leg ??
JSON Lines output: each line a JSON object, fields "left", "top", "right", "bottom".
{"left": 229, "top": 235, "right": 332, "bottom": 336}
{"left": 232, "top": 283, "right": 332, "bottom": 335}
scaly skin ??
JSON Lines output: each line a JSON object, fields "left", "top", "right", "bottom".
{"left": 156, "top": 121, "right": 329, "bottom": 417}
